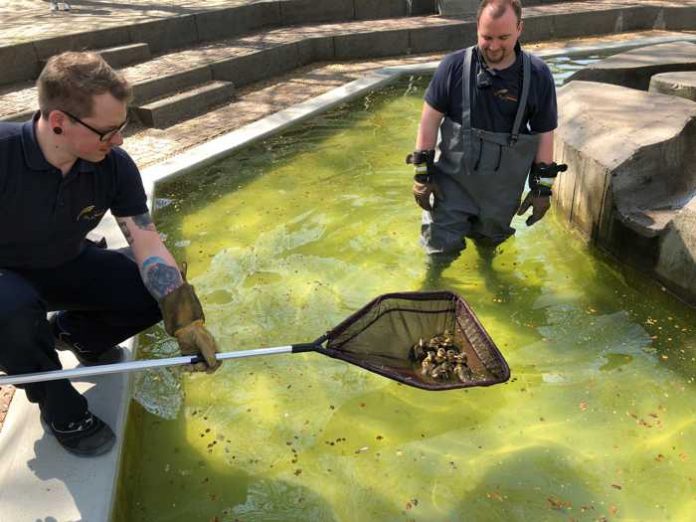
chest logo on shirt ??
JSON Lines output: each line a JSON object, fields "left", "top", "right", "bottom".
{"left": 493, "top": 89, "right": 518, "bottom": 103}
{"left": 76, "top": 205, "right": 106, "bottom": 222}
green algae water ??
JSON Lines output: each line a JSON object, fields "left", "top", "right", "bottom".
{"left": 114, "top": 58, "right": 696, "bottom": 521}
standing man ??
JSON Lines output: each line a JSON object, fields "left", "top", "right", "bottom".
{"left": 0, "top": 52, "right": 220, "bottom": 457}
{"left": 407, "top": 0, "right": 566, "bottom": 280}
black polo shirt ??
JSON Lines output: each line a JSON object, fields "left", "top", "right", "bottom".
{"left": 0, "top": 114, "right": 148, "bottom": 269}
{"left": 425, "top": 43, "right": 558, "bottom": 134}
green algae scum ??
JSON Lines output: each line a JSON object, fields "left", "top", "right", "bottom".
{"left": 113, "top": 62, "right": 696, "bottom": 521}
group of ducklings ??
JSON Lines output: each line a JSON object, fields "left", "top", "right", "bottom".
{"left": 410, "top": 330, "right": 474, "bottom": 383}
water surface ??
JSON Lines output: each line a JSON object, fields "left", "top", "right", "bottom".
{"left": 114, "top": 56, "right": 696, "bottom": 522}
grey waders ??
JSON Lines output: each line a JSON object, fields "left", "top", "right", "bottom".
{"left": 421, "top": 48, "right": 540, "bottom": 268}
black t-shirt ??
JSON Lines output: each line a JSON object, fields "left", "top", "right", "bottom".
{"left": 0, "top": 114, "right": 148, "bottom": 268}
{"left": 425, "top": 45, "right": 558, "bottom": 134}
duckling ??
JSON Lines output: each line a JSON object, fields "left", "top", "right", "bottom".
{"left": 410, "top": 338, "right": 426, "bottom": 361}
{"left": 454, "top": 363, "right": 473, "bottom": 383}
{"left": 430, "top": 362, "right": 451, "bottom": 380}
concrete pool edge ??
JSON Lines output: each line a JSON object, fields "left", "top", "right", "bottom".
{"left": 0, "top": 32, "right": 694, "bottom": 522}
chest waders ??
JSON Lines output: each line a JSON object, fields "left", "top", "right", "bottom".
{"left": 421, "top": 47, "right": 540, "bottom": 258}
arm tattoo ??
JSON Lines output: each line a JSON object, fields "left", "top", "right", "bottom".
{"left": 140, "top": 256, "right": 183, "bottom": 300}
{"left": 116, "top": 218, "right": 133, "bottom": 245}
{"left": 132, "top": 212, "right": 156, "bottom": 232}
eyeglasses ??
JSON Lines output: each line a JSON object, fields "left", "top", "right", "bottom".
{"left": 62, "top": 110, "right": 129, "bottom": 142}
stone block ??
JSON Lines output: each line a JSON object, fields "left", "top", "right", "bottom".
{"left": 552, "top": 9, "right": 618, "bottom": 40}
{"left": 133, "top": 80, "right": 235, "bottom": 128}
{"left": 334, "top": 29, "right": 410, "bottom": 59}
{"left": 33, "top": 26, "right": 130, "bottom": 60}
{"left": 211, "top": 44, "right": 300, "bottom": 87}
{"left": 663, "top": 6, "right": 696, "bottom": 31}
{"left": 518, "top": 12, "right": 554, "bottom": 44}
{"left": 567, "top": 41, "right": 696, "bottom": 91}
{"left": 354, "top": 0, "right": 407, "bottom": 20}
{"left": 99, "top": 43, "right": 151, "bottom": 69}
{"left": 279, "top": 0, "right": 353, "bottom": 25}
{"left": 0, "top": 43, "right": 39, "bottom": 85}
{"left": 615, "top": 5, "right": 660, "bottom": 32}
{"left": 437, "top": 0, "right": 478, "bottom": 15}
{"left": 128, "top": 16, "right": 199, "bottom": 54}
{"left": 409, "top": 22, "right": 474, "bottom": 54}
{"left": 132, "top": 67, "right": 212, "bottom": 104}
{"left": 410, "top": 0, "right": 437, "bottom": 16}
{"left": 650, "top": 71, "right": 696, "bottom": 102}
{"left": 656, "top": 197, "right": 696, "bottom": 304}
{"left": 194, "top": 3, "right": 281, "bottom": 42}
{"left": 296, "top": 37, "right": 334, "bottom": 66}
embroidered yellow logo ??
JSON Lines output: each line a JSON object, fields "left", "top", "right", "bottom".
{"left": 76, "top": 205, "right": 105, "bottom": 222}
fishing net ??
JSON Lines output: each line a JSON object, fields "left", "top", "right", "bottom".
{"left": 320, "top": 291, "right": 510, "bottom": 390}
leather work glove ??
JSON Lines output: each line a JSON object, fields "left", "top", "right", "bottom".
{"left": 159, "top": 269, "right": 221, "bottom": 373}
{"left": 517, "top": 161, "right": 568, "bottom": 226}
{"left": 406, "top": 149, "right": 441, "bottom": 211}
{"left": 517, "top": 191, "right": 551, "bottom": 226}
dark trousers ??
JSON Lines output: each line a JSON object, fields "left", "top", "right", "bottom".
{"left": 0, "top": 242, "right": 161, "bottom": 424}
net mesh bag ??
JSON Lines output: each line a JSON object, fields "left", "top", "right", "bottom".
{"left": 321, "top": 291, "right": 510, "bottom": 390}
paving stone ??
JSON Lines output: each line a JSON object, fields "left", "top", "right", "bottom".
{"left": 650, "top": 70, "right": 696, "bottom": 101}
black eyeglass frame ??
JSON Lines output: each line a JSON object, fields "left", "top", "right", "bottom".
{"left": 62, "top": 110, "right": 129, "bottom": 142}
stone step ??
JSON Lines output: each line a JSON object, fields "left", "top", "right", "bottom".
{"left": 0, "top": 0, "right": 436, "bottom": 87}
{"left": 132, "top": 80, "right": 236, "bottom": 129}
{"left": 131, "top": 65, "right": 212, "bottom": 105}
{"left": 37, "top": 42, "right": 152, "bottom": 72}
{"left": 1, "top": 2, "right": 695, "bottom": 127}
{"left": 437, "top": 0, "right": 566, "bottom": 15}
{"left": 98, "top": 42, "right": 152, "bottom": 69}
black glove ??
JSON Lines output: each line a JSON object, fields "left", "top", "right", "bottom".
{"left": 517, "top": 162, "right": 567, "bottom": 226}
{"left": 406, "top": 150, "right": 440, "bottom": 211}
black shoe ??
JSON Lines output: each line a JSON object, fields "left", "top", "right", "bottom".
{"left": 49, "top": 314, "right": 125, "bottom": 366}
{"left": 42, "top": 411, "right": 116, "bottom": 457}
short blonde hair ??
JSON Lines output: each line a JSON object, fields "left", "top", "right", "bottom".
{"left": 37, "top": 51, "right": 132, "bottom": 119}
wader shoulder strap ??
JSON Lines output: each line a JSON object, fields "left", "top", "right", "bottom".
{"left": 461, "top": 47, "right": 474, "bottom": 129}
{"left": 510, "top": 51, "right": 532, "bottom": 145}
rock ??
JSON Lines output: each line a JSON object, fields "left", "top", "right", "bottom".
{"left": 554, "top": 80, "right": 696, "bottom": 283}
{"left": 650, "top": 70, "right": 696, "bottom": 102}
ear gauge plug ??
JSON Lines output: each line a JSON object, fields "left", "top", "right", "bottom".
{"left": 53, "top": 127, "right": 62, "bottom": 135}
